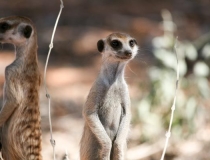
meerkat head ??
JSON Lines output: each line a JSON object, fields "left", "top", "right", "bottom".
{"left": 97, "top": 33, "right": 138, "bottom": 62}
{"left": 0, "top": 16, "right": 35, "bottom": 46}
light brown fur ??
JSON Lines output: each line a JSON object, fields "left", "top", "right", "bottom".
{"left": 0, "top": 16, "right": 42, "bottom": 160}
{"left": 80, "top": 33, "right": 138, "bottom": 160}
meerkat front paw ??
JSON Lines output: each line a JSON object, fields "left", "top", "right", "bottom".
{"left": 100, "top": 140, "right": 112, "bottom": 160}
{"left": 112, "top": 141, "right": 125, "bottom": 160}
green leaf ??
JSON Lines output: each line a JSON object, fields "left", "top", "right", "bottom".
{"left": 185, "top": 97, "right": 197, "bottom": 120}
{"left": 193, "top": 61, "right": 209, "bottom": 77}
{"left": 197, "top": 77, "right": 210, "bottom": 98}
{"left": 154, "top": 49, "right": 176, "bottom": 69}
{"left": 184, "top": 42, "right": 198, "bottom": 61}
{"left": 202, "top": 43, "right": 210, "bottom": 59}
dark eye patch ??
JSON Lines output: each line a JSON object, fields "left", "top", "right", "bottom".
{"left": 0, "top": 22, "right": 11, "bottom": 33}
{"left": 23, "top": 25, "right": 32, "bottom": 39}
{"left": 129, "top": 39, "right": 137, "bottom": 47}
{"left": 110, "top": 40, "right": 122, "bottom": 50}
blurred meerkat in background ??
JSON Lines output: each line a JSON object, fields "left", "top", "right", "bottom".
{"left": 0, "top": 16, "right": 42, "bottom": 160}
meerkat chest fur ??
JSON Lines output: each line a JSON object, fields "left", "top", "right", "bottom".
{"left": 95, "top": 64, "right": 128, "bottom": 140}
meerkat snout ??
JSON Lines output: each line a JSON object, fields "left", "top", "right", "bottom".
{"left": 97, "top": 32, "right": 138, "bottom": 61}
{"left": 124, "top": 50, "right": 132, "bottom": 57}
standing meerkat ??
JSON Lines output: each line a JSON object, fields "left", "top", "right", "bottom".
{"left": 80, "top": 33, "right": 138, "bottom": 160}
{"left": 0, "top": 16, "right": 42, "bottom": 160}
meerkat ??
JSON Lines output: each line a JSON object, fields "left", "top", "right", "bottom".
{"left": 0, "top": 16, "right": 42, "bottom": 160}
{"left": 80, "top": 32, "right": 138, "bottom": 160}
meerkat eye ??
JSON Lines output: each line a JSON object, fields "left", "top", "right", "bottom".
{"left": 0, "top": 22, "right": 10, "bottom": 33}
{"left": 129, "top": 40, "right": 135, "bottom": 47}
{"left": 111, "top": 40, "right": 122, "bottom": 49}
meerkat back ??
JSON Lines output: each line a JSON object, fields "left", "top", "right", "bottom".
{"left": 0, "top": 16, "right": 42, "bottom": 160}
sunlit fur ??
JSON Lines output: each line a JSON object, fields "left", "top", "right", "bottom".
{"left": 80, "top": 33, "right": 138, "bottom": 160}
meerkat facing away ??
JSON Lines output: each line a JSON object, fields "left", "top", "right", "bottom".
{"left": 0, "top": 16, "right": 42, "bottom": 160}
{"left": 80, "top": 33, "right": 138, "bottom": 160}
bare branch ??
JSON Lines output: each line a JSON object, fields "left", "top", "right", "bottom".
{"left": 160, "top": 37, "right": 179, "bottom": 160}
{"left": 43, "top": 0, "right": 64, "bottom": 160}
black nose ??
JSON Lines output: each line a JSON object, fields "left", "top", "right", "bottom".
{"left": 124, "top": 50, "right": 132, "bottom": 57}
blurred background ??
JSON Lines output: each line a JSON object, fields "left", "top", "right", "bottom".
{"left": 0, "top": 0, "right": 210, "bottom": 159}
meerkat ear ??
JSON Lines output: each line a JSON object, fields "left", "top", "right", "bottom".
{"left": 97, "top": 39, "right": 104, "bottom": 52}
{"left": 23, "top": 25, "right": 32, "bottom": 39}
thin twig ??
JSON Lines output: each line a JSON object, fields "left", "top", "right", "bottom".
{"left": 160, "top": 37, "right": 179, "bottom": 160}
{"left": 63, "top": 149, "right": 70, "bottom": 160}
{"left": 43, "top": 0, "right": 64, "bottom": 160}
{"left": 0, "top": 151, "right": 3, "bottom": 160}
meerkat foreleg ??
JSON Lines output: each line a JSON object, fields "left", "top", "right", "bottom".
{"left": 84, "top": 106, "right": 112, "bottom": 160}
{"left": 0, "top": 100, "right": 17, "bottom": 127}
{"left": 112, "top": 104, "right": 131, "bottom": 160}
